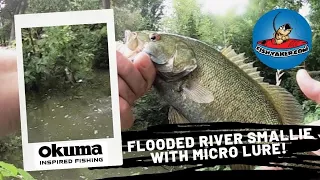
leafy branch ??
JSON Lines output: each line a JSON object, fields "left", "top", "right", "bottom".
{"left": 0, "top": 161, "right": 35, "bottom": 180}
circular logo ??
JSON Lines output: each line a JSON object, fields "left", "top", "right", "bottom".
{"left": 252, "top": 9, "right": 312, "bottom": 70}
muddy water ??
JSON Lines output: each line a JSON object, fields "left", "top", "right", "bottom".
{"left": 1, "top": 70, "right": 187, "bottom": 179}
{"left": 26, "top": 87, "right": 114, "bottom": 143}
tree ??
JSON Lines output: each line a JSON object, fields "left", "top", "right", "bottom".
{"left": 304, "top": 0, "right": 320, "bottom": 71}
{"left": 112, "top": 0, "right": 165, "bottom": 40}
{"left": 139, "top": 0, "right": 165, "bottom": 30}
{"left": 102, "top": 0, "right": 111, "bottom": 9}
{"left": 0, "top": 0, "right": 28, "bottom": 43}
{"left": 161, "top": 0, "right": 307, "bottom": 103}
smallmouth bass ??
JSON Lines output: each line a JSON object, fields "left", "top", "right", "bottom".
{"left": 123, "top": 30, "right": 303, "bottom": 126}
{"left": 121, "top": 30, "right": 320, "bottom": 170}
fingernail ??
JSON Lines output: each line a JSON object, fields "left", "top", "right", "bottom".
{"left": 296, "top": 69, "right": 309, "bottom": 82}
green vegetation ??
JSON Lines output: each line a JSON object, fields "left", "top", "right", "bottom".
{"left": 0, "top": 161, "right": 34, "bottom": 180}
{"left": 159, "top": 0, "right": 320, "bottom": 124}
{"left": 22, "top": 24, "right": 108, "bottom": 92}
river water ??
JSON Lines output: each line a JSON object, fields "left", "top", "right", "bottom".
{"left": 26, "top": 85, "right": 114, "bottom": 143}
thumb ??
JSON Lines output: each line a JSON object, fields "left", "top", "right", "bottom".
{"left": 296, "top": 69, "right": 320, "bottom": 103}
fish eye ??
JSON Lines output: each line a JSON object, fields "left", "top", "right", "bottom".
{"left": 149, "top": 33, "right": 161, "bottom": 42}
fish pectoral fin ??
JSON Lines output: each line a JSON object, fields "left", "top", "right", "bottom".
{"left": 182, "top": 80, "right": 214, "bottom": 104}
{"left": 168, "top": 106, "right": 190, "bottom": 124}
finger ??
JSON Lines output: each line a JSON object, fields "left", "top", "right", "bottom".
{"left": 118, "top": 76, "right": 136, "bottom": 106}
{"left": 296, "top": 69, "right": 320, "bottom": 103}
{"left": 119, "top": 96, "right": 134, "bottom": 130}
{"left": 0, "top": 72, "right": 20, "bottom": 136}
{"left": 117, "top": 51, "right": 148, "bottom": 98}
{"left": 133, "top": 52, "right": 156, "bottom": 91}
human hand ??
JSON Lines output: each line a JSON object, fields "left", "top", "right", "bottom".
{"left": 295, "top": 69, "right": 320, "bottom": 126}
{"left": 0, "top": 49, "right": 20, "bottom": 137}
{"left": 257, "top": 69, "right": 320, "bottom": 170}
{"left": 117, "top": 51, "right": 156, "bottom": 130}
{"left": 296, "top": 69, "right": 320, "bottom": 104}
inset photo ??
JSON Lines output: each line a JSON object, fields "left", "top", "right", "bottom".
{"left": 15, "top": 9, "right": 123, "bottom": 171}
{"left": 22, "top": 23, "right": 113, "bottom": 143}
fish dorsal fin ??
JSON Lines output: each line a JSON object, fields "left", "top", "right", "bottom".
{"left": 244, "top": 67, "right": 258, "bottom": 74}
{"left": 221, "top": 46, "right": 304, "bottom": 125}
{"left": 220, "top": 46, "right": 232, "bottom": 54}
{"left": 221, "top": 46, "right": 263, "bottom": 82}
{"left": 259, "top": 83, "right": 304, "bottom": 125}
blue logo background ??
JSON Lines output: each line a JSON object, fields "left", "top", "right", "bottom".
{"left": 252, "top": 9, "right": 312, "bottom": 70}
